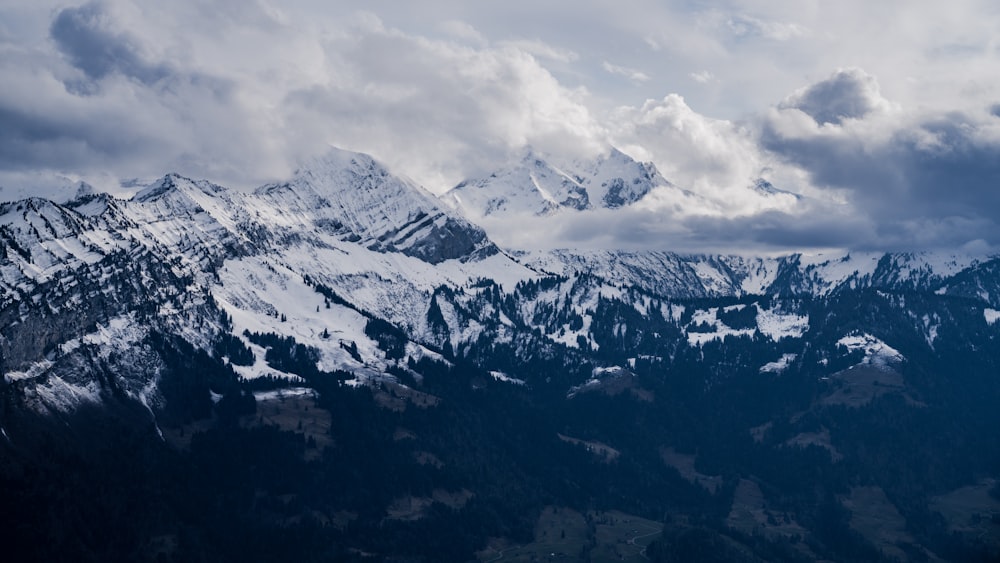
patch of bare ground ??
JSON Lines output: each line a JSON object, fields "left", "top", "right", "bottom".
{"left": 384, "top": 489, "right": 473, "bottom": 521}
{"left": 931, "top": 479, "right": 1000, "bottom": 549}
{"left": 393, "top": 426, "right": 417, "bottom": 441}
{"left": 588, "top": 509, "right": 663, "bottom": 562}
{"left": 240, "top": 391, "right": 332, "bottom": 460}
{"left": 476, "top": 506, "right": 588, "bottom": 561}
{"left": 557, "top": 433, "right": 619, "bottom": 462}
{"left": 413, "top": 450, "right": 443, "bottom": 468}
{"left": 783, "top": 427, "right": 843, "bottom": 462}
{"left": 475, "top": 506, "right": 663, "bottom": 562}
{"left": 630, "top": 387, "right": 655, "bottom": 402}
{"left": 819, "top": 365, "right": 913, "bottom": 408}
{"left": 373, "top": 381, "right": 440, "bottom": 412}
{"left": 726, "top": 478, "right": 815, "bottom": 558}
{"left": 163, "top": 390, "right": 333, "bottom": 461}
{"left": 750, "top": 421, "right": 772, "bottom": 443}
{"left": 659, "top": 447, "right": 723, "bottom": 493}
{"left": 330, "top": 510, "right": 358, "bottom": 531}
{"left": 842, "top": 486, "right": 939, "bottom": 561}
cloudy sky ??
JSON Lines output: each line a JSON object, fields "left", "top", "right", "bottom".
{"left": 2, "top": 1, "right": 1000, "bottom": 253}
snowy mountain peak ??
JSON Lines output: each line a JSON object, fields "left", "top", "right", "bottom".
{"left": 443, "top": 146, "right": 665, "bottom": 220}
{"left": 132, "top": 175, "right": 179, "bottom": 203}
{"left": 577, "top": 147, "right": 666, "bottom": 209}
{"left": 751, "top": 178, "right": 802, "bottom": 201}
{"left": 445, "top": 148, "right": 587, "bottom": 218}
{"left": 291, "top": 147, "right": 387, "bottom": 187}
{"left": 256, "top": 146, "right": 498, "bottom": 264}
{"left": 133, "top": 173, "right": 225, "bottom": 204}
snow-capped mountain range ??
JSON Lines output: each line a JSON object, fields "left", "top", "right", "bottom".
{"left": 1, "top": 145, "right": 999, "bottom": 416}
{"left": 7, "top": 145, "right": 1000, "bottom": 563}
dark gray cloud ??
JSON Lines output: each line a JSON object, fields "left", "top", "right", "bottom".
{"left": 527, "top": 68, "right": 1000, "bottom": 253}
{"left": 764, "top": 114, "right": 1000, "bottom": 216}
{"left": 679, "top": 210, "right": 874, "bottom": 251}
{"left": 488, "top": 198, "right": 880, "bottom": 254}
{"left": 0, "top": 103, "right": 154, "bottom": 171}
{"left": 50, "top": 1, "right": 170, "bottom": 86}
{"left": 779, "top": 68, "right": 886, "bottom": 125}
{"left": 763, "top": 89, "right": 1000, "bottom": 250}
{"left": 884, "top": 117, "right": 1000, "bottom": 216}
{"left": 0, "top": 1, "right": 269, "bottom": 199}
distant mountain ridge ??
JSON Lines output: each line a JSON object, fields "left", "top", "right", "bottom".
{"left": 1, "top": 146, "right": 996, "bottom": 405}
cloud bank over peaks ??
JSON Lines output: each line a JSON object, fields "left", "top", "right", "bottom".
{"left": 1, "top": 1, "right": 607, "bottom": 200}
{"left": 281, "top": 12, "right": 607, "bottom": 191}
{"left": 608, "top": 93, "right": 777, "bottom": 215}
{"left": 446, "top": 140, "right": 810, "bottom": 253}
{"left": 475, "top": 67, "right": 1000, "bottom": 253}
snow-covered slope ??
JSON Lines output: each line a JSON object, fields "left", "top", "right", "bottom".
{"left": 515, "top": 249, "right": 751, "bottom": 298}
{"left": 766, "top": 251, "right": 984, "bottom": 296}
{"left": 511, "top": 249, "right": 988, "bottom": 300}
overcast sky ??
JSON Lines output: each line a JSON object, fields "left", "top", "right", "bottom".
{"left": 2, "top": 1, "right": 1000, "bottom": 253}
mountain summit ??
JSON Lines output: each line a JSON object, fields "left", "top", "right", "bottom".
{"left": 256, "top": 147, "right": 497, "bottom": 264}
{"left": 442, "top": 146, "right": 668, "bottom": 219}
